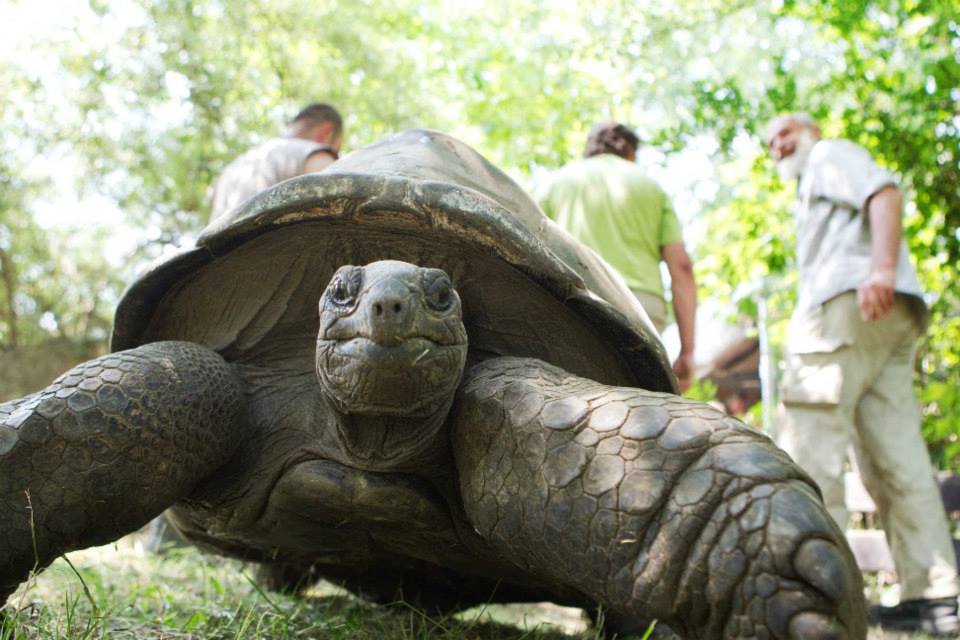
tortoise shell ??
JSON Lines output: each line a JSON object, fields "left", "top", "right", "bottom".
{"left": 111, "top": 129, "right": 675, "bottom": 393}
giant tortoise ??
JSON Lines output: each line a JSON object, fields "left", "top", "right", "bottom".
{"left": 0, "top": 130, "right": 866, "bottom": 638}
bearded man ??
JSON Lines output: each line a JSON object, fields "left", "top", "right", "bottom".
{"left": 766, "top": 112, "right": 959, "bottom": 635}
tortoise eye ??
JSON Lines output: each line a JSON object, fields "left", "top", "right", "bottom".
{"left": 330, "top": 281, "right": 351, "bottom": 305}
{"left": 422, "top": 270, "right": 454, "bottom": 312}
{"left": 327, "top": 267, "right": 361, "bottom": 307}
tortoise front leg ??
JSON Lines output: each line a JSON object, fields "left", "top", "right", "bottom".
{"left": 452, "top": 357, "right": 866, "bottom": 640}
{"left": 0, "top": 341, "right": 245, "bottom": 600}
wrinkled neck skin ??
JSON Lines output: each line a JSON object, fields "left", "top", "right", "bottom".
{"left": 319, "top": 390, "right": 458, "bottom": 474}
{"left": 314, "top": 334, "right": 467, "bottom": 473}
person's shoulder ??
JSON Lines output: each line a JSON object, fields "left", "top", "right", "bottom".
{"left": 535, "top": 160, "right": 579, "bottom": 200}
{"left": 240, "top": 136, "right": 318, "bottom": 154}
{"left": 590, "top": 153, "right": 634, "bottom": 168}
{"left": 585, "top": 154, "right": 647, "bottom": 177}
{"left": 566, "top": 155, "right": 606, "bottom": 170}
{"left": 548, "top": 154, "right": 650, "bottom": 185}
{"left": 809, "top": 138, "right": 873, "bottom": 165}
{"left": 275, "top": 136, "right": 325, "bottom": 152}
{"left": 547, "top": 156, "right": 596, "bottom": 182}
{"left": 615, "top": 161, "right": 664, "bottom": 190}
{"left": 246, "top": 136, "right": 286, "bottom": 150}
{"left": 225, "top": 137, "right": 288, "bottom": 161}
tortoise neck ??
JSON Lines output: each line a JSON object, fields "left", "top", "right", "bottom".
{"left": 328, "top": 402, "right": 453, "bottom": 473}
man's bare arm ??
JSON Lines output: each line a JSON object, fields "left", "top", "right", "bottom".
{"left": 857, "top": 185, "right": 900, "bottom": 321}
{"left": 303, "top": 149, "right": 338, "bottom": 173}
{"left": 662, "top": 241, "right": 697, "bottom": 392}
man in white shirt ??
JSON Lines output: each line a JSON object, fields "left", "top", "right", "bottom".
{"left": 766, "top": 112, "right": 958, "bottom": 636}
{"left": 209, "top": 103, "right": 343, "bottom": 222}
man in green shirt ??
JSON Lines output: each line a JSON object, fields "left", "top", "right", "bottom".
{"left": 538, "top": 122, "right": 696, "bottom": 391}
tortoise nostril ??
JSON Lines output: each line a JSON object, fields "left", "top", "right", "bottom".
{"left": 371, "top": 298, "right": 405, "bottom": 320}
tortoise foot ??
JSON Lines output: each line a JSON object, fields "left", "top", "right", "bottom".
{"left": 453, "top": 357, "right": 867, "bottom": 639}
{"left": 720, "top": 485, "right": 865, "bottom": 638}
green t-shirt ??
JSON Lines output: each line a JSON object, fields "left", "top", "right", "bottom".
{"left": 536, "top": 154, "right": 682, "bottom": 298}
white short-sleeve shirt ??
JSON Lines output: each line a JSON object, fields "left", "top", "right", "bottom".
{"left": 209, "top": 137, "right": 329, "bottom": 222}
{"left": 788, "top": 139, "right": 927, "bottom": 352}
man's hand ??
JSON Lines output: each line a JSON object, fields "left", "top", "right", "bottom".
{"left": 672, "top": 351, "right": 694, "bottom": 393}
{"left": 856, "top": 268, "right": 895, "bottom": 321}
{"left": 662, "top": 241, "right": 697, "bottom": 393}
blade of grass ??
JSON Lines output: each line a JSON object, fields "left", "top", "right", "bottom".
{"left": 241, "top": 571, "right": 285, "bottom": 616}
{"left": 58, "top": 554, "right": 100, "bottom": 619}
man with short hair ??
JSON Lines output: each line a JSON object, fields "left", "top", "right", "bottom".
{"left": 766, "top": 112, "right": 959, "bottom": 635}
{"left": 537, "top": 122, "right": 696, "bottom": 391}
{"left": 209, "top": 103, "right": 343, "bottom": 222}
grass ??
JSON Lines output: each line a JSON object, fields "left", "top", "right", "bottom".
{"left": 1, "top": 534, "right": 599, "bottom": 640}
{"left": 0, "top": 535, "right": 944, "bottom": 639}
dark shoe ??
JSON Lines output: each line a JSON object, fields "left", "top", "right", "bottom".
{"left": 869, "top": 596, "right": 959, "bottom": 636}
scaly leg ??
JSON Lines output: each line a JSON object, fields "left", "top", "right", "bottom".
{"left": 0, "top": 341, "right": 245, "bottom": 600}
{"left": 452, "top": 357, "right": 866, "bottom": 640}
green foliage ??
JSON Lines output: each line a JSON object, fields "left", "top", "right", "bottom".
{"left": 683, "top": 378, "right": 719, "bottom": 404}
{"left": 919, "top": 365, "right": 960, "bottom": 471}
{"left": 0, "top": 171, "right": 48, "bottom": 349}
{"left": 0, "top": 61, "right": 123, "bottom": 354}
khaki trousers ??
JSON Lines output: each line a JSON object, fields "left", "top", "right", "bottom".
{"left": 778, "top": 292, "right": 958, "bottom": 600}
{"left": 631, "top": 289, "right": 667, "bottom": 333}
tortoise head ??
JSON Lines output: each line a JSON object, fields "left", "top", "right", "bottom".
{"left": 315, "top": 260, "right": 468, "bottom": 419}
